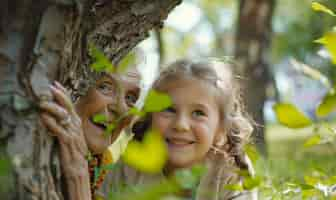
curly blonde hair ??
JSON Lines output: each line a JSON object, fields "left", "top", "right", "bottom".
{"left": 152, "top": 59, "right": 253, "bottom": 170}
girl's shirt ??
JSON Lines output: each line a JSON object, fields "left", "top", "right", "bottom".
{"left": 98, "top": 156, "right": 257, "bottom": 200}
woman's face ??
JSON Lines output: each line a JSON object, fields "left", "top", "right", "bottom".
{"left": 76, "top": 69, "right": 140, "bottom": 154}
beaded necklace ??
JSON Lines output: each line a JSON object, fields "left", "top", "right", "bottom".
{"left": 88, "top": 150, "right": 114, "bottom": 196}
{"left": 88, "top": 155, "right": 107, "bottom": 196}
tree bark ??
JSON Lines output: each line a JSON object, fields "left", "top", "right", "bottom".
{"left": 0, "top": 0, "right": 181, "bottom": 199}
{"left": 234, "top": 0, "right": 275, "bottom": 156}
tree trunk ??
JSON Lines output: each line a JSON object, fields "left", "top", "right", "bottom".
{"left": 234, "top": 0, "right": 275, "bottom": 156}
{"left": 0, "top": 0, "right": 181, "bottom": 199}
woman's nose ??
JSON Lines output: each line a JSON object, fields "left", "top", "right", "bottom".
{"left": 106, "top": 95, "right": 128, "bottom": 119}
{"left": 173, "top": 114, "right": 190, "bottom": 132}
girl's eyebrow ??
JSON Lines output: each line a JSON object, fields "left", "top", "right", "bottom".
{"left": 192, "top": 103, "right": 211, "bottom": 111}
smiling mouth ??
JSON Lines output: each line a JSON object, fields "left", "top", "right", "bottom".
{"left": 90, "top": 119, "right": 107, "bottom": 131}
{"left": 165, "top": 138, "right": 195, "bottom": 146}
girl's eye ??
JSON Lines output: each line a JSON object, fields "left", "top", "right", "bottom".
{"left": 97, "top": 82, "right": 114, "bottom": 94}
{"left": 192, "top": 110, "right": 206, "bottom": 117}
{"left": 125, "top": 92, "right": 138, "bottom": 107}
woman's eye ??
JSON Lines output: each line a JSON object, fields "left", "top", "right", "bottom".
{"left": 163, "top": 107, "right": 176, "bottom": 113}
{"left": 192, "top": 110, "right": 206, "bottom": 117}
{"left": 125, "top": 92, "right": 138, "bottom": 106}
{"left": 97, "top": 82, "right": 114, "bottom": 94}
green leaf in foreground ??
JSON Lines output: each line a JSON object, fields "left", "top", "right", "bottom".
{"left": 108, "top": 179, "right": 180, "bottom": 200}
{"left": 303, "top": 134, "right": 321, "bottom": 148}
{"left": 122, "top": 129, "right": 167, "bottom": 173}
{"left": 316, "top": 93, "right": 336, "bottom": 117}
{"left": 92, "top": 114, "right": 108, "bottom": 124}
{"left": 243, "top": 176, "right": 262, "bottom": 190}
{"left": 104, "top": 123, "right": 116, "bottom": 136}
{"left": 224, "top": 184, "right": 243, "bottom": 192}
{"left": 312, "top": 2, "right": 336, "bottom": 16}
{"left": 143, "top": 90, "right": 172, "bottom": 113}
{"left": 0, "top": 157, "right": 11, "bottom": 176}
{"left": 89, "top": 43, "right": 115, "bottom": 72}
{"left": 128, "top": 107, "right": 145, "bottom": 117}
{"left": 117, "top": 51, "right": 136, "bottom": 73}
{"left": 244, "top": 144, "right": 259, "bottom": 165}
{"left": 174, "top": 165, "right": 206, "bottom": 189}
{"left": 273, "top": 103, "right": 312, "bottom": 128}
{"left": 314, "top": 31, "right": 336, "bottom": 64}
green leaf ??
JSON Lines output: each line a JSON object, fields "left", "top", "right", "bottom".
{"left": 314, "top": 31, "right": 336, "bottom": 64}
{"left": 244, "top": 144, "right": 259, "bottom": 165}
{"left": 89, "top": 43, "right": 115, "bottom": 72}
{"left": 236, "top": 169, "right": 251, "bottom": 178}
{"left": 0, "top": 157, "right": 11, "bottom": 176}
{"left": 312, "top": 2, "right": 336, "bottom": 16}
{"left": 303, "top": 135, "right": 321, "bottom": 148}
{"left": 104, "top": 123, "right": 116, "bottom": 136}
{"left": 299, "top": 183, "right": 315, "bottom": 190}
{"left": 302, "top": 189, "right": 320, "bottom": 199}
{"left": 92, "top": 114, "right": 108, "bottom": 124}
{"left": 122, "top": 129, "right": 167, "bottom": 173}
{"left": 190, "top": 164, "right": 206, "bottom": 178}
{"left": 143, "top": 90, "right": 172, "bottom": 113}
{"left": 174, "top": 165, "right": 206, "bottom": 189}
{"left": 128, "top": 107, "right": 145, "bottom": 117}
{"left": 224, "top": 184, "right": 243, "bottom": 191}
{"left": 316, "top": 93, "right": 336, "bottom": 117}
{"left": 304, "top": 176, "right": 319, "bottom": 186}
{"left": 108, "top": 179, "right": 180, "bottom": 200}
{"left": 273, "top": 103, "right": 312, "bottom": 128}
{"left": 117, "top": 51, "right": 136, "bottom": 73}
{"left": 174, "top": 169, "right": 198, "bottom": 189}
{"left": 243, "top": 176, "right": 262, "bottom": 190}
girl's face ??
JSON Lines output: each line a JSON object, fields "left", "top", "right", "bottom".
{"left": 152, "top": 77, "right": 222, "bottom": 169}
{"left": 76, "top": 69, "right": 140, "bottom": 154}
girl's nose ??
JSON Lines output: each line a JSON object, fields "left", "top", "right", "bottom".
{"left": 173, "top": 114, "right": 190, "bottom": 132}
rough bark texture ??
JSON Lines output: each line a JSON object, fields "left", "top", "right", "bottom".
{"left": 234, "top": 0, "right": 275, "bottom": 156}
{"left": 0, "top": 0, "right": 181, "bottom": 199}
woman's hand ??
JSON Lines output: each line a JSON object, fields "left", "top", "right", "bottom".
{"left": 39, "top": 81, "right": 91, "bottom": 200}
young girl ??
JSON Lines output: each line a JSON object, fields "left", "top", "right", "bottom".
{"left": 101, "top": 59, "right": 257, "bottom": 200}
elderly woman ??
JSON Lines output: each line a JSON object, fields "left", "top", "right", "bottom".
{"left": 40, "top": 67, "right": 141, "bottom": 200}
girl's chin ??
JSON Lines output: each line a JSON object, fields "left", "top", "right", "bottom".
{"left": 167, "top": 156, "right": 194, "bottom": 169}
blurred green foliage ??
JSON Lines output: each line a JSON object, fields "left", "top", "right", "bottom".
{"left": 122, "top": 129, "right": 167, "bottom": 173}
{"left": 257, "top": 124, "right": 336, "bottom": 199}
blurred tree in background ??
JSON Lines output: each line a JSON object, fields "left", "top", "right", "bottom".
{"left": 234, "top": 0, "right": 275, "bottom": 156}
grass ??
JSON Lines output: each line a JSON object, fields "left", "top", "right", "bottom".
{"left": 256, "top": 123, "right": 336, "bottom": 199}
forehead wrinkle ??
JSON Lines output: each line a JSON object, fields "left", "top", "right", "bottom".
{"left": 102, "top": 71, "right": 140, "bottom": 85}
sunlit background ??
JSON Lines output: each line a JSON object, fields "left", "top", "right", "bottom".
{"left": 137, "top": 0, "right": 336, "bottom": 198}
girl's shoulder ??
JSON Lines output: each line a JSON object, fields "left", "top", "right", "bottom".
{"left": 194, "top": 153, "right": 258, "bottom": 200}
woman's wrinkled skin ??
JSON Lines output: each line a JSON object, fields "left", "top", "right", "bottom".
{"left": 39, "top": 68, "right": 141, "bottom": 200}
{"left": 76, "top": 70, "right": 140, "bottom": 154}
